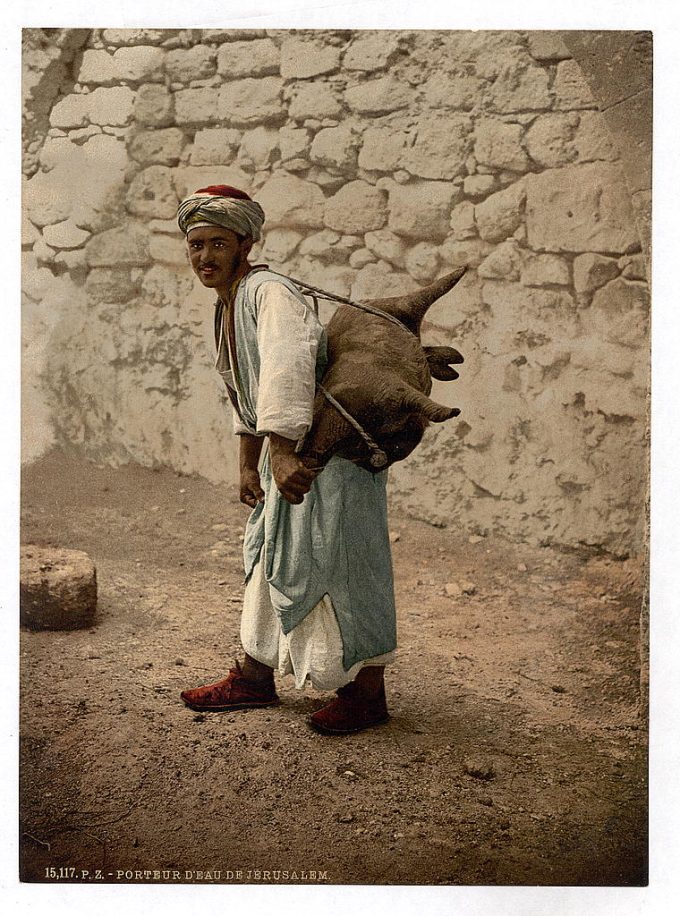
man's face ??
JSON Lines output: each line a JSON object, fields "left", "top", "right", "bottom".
{"left": 186, "top": 225, "right": 252, "bottom": 288}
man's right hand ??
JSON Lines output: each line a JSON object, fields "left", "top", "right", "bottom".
{"left": 269, "top": 433, "right": 318, "bottom": 504}
{"left": 240, "top": 468, "right": 265, "bottom": 508}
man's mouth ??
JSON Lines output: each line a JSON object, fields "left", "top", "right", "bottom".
{"left": 200, "top": 265, "right": 219, "bottom": 275}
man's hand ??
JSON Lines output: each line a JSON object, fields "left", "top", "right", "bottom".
{"left": 269, "top": 433, "right": 318, "bottom": 504}
{"left": 240, "top": 468, "right": 265, "bottom": 508}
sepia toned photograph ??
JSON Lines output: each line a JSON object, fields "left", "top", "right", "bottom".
{"left": 19, "top": 24, "right": 650, "bottom": 888}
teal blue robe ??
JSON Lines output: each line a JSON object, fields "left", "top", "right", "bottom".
{"left": 218, "top": 268, "right": 397, "bottom": 671}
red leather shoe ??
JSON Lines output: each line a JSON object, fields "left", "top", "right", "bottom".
{"left": 309, "top": 681, "right": 389, "bottom": 735}
{"left": 180, "top": 662, "right": 279, "bottom": 712}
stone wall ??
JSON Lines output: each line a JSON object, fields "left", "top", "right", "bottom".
{"left": 22, "top": 29, "right": 650, "bottom": 556}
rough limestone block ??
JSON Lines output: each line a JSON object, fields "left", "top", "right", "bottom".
{"left": 237, "top": 127, "right": 280, "bottom": 171}
{"left": 439, "top": 236, "right": 494, "bottom": 269}
{"left": 475, "top": 179, "right": 526, "bottom": 243}
{"left": 49, "top": 94, "right": 90, "bottom": 129}
{"left": 363, "top": 229, "right": 408, "bottom": 267}
{"left": 298, "top": 229, "right": 342, "bottom": 260}
{"left": 78, "top": 49, "right": 117, "bottom": 84}
{"left": 404, "top": 242, "right": 440, "bottom": 282}
{"left": 134, "top": 84, "right": 174, "bottom": 126}
{"left": 261, "top": 228, "right": 303, "bottom": 262}
{"left": 113, "top": 46, "right": 165, "bottom": 82}
{"left": 42, "top": 219, "right": 91, "bottom": 250}
{"left": 218, "top": 78, "right": 284, "bottom": 126}
{"left": 165, "top": 45, "right": 217, "bottom": 82}
{"left": 288, "top": 83, "right": 343, "bottom": 121}
{"left": 478, "top": 240, "right": 522, "bottom": 281}
{"left": 388, "top": 181, "right": 456, "bottom": 240}
{"left": 490, "top": 64, "right": 552, "bottom": 112}
{"left": 84, "top": 266, "right": 142, "bottom": 302}
{"left": 475, "top": 119, "right": 529, "bottom": 172}
{"left": 148, "top": 234, "right": 187, "bottom": 267}
{"left": 280, "top": 38, "right": 340, "bottom": 79}
{"left": 349, "top": 247, "right": 376, "bottom": 269}
{"left": 85, "top": 226, "right": 150, "bottom": 267}
{"left": 126, "top": 166, "right": 178, "bottom": 219}
{"left": 423, "top": 72, "right": 484, "bottom": 111}
{"left": 526, "top": 163, "right": 638, "bottom": 254}
{"left": 358, "top": 127, "right": 407, "bottom": 172}
{"left": 22, "top": 252, "right": 53, "bottom": 301}
{"left": 526, "top": 31, "right": 571, "bottom": 62}
{"left": 553, "top": 59, "right": 597, "bottom": 110}
{"left": 520, "top": 253, "right": 570, "bottom": 287}
{"left": 401, "top": 115, "right": 472, "bottom": 181}
{"left": 323, "top": 181, "right": 387, "bottom": 234}
{"left": 201, "top": 29, "right": 267, "bottom": 43}
{"left": 256, "top": 175, "right": 325, "bottom": 229}
{"left": 20, "top": 545, "right": 97, "bottom": 631}
{"left": 217, "top": 39, "right": 279, "bottom": 78}
{"left": 351, "top": 261, "right": 419, "bottom": 300}
{"left": 589, "top": 278, "right": 649, "bottom": 348}
{"left": 88, "top": 86, "right": 135, "bottom": 126}
{"left": 130, "top": 128, "right": 186, "bottom": 166}
{"left": 102, "top": 29, "right": 165, "bottom": 46}
{"left": 22, "top": 215, "right": 40, "bottom": 249}
{"left": 279, "top": 127, "right": 310, "bottom": 162}
{"left": 189, "top": 128, "right": 241, "bottom": 165}
{"left": 344, "top": 77, "right": 411, "bottom": 115}
{"left": 572, "top": 111, "right": 618, "bottom": 163}
{"left": 24, "top": 170, "right": 74, "bottom": 227}
{"left": 174, "top": 88, "right": 218, "bottom": 125}
{"left": 525, "top": 113, "right": 579, "bottom": 168}
{"left": 572, "top": 253, "right": 620, "bottom": 296}
{"left": 342, "top": 32, "right": 399, "bottom": 71}
{"left": 449, "top": 201, "right": 477, "bottom": 240}
{"left": 310, "top": 125, "right": 357, "bottom": 171}
{"left": 463, "top": 175, "right": 496, "bottom": 199}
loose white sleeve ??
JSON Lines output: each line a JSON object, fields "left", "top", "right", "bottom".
{"left": 254, "top": 280, "right": 323, "bottom": 441}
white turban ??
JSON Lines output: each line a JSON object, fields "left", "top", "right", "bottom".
{"left": 177, "top": 192, "right": 265, "bottom": 242}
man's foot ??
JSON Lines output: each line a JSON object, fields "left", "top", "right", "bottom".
{"left": 309, "top": 681, "right": 389, "bottom": 735}
{"left": 180, "top": 662, "right": 279, "bottom": 712}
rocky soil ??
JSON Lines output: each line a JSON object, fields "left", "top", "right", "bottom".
{"left": 19, "top": 449, "right": 646, "bottom": 886}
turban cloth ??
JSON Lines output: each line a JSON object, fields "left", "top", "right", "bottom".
{"left": 177, "top": 185, "right": 265, "bottom": 241}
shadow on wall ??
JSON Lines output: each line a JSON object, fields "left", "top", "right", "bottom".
{"left": 21, "top": 28, "right": 651, "bottom": 555}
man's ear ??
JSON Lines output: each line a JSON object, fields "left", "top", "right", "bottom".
{"left": 240, "top": 237, "right": 254, "bottom": 258}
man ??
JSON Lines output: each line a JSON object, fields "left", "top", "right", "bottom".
{"left": 177, "top": 185, "right": 397, "bottom": 735}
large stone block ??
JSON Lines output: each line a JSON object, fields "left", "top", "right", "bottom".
{"left": 189, "top": 128, "right": 241, "bottom": 165}
{"left": 323, "top": 181, "right": 387, "bottom": 234}
{"left": 344, "top": 76, "right": 411, "bottom": 115}
{"left": 351, "top": 261, "right": 419, "bottom": 300}
{"left": 572, "top": 253, "right": 620, "bottom": 296}
{"left": 85, "top": 266, "right": 142, "bottom": 302}
{"left": 475, "top": 119, "right": 529, "bottom": 172}
{"left": 526, "top": 31, "right": 571, "bottom": 61}
{"left": 112, "top": 46, "right": 165, "bottom": 82}
{"left": 423, "top": 72, "right": 484, "bottom": 111}
{"left": 20, "top": 545, "right": 97, "bottom": 631}
{"left": 287, "top": 82, "right": 342, "bottom": 121}
{"left": 404, "top": 242, "right": 440, "bottom": 282}
{"left": 85, "top": 225, "right": 150, "bottom": 267}
{"left": 134, "top": 84, "right": 174, "bottom": 126}
{"left": 165, "top": 45, "right": 217, "bottom": 82}
{"left": 490, "top": 64, "right": 552, "bottom": 112}
{"left": 102, "top": 29, "right": 165, "bottom": 46}
{"left": 363, "top": 229, "right": 408, "bottom": 267}
{"left": 255, "top": 175, "right": 325, "bottom": 229}
{"left": 217, "top": 39, "right": 279, "bottom": 78}
{"left": 238, "top": 127, "right": 280, "bottom": 171}
{"left": 310, "top": 125, "right": 358, "bottom": 171}
{"left": 77, "top": 49, "right": 117, "bottom": 84}
{"left": 261, "top": 228, "right": 303, "bottom": 263}
{"left": 218, "top": 78, "right": 284, "bottom": 126}
{"left": 388, "top": 181, "right": 456, "bottom": 240}
{"left": 475, "top": 179, "right": 526, "bottom": 243}
{"left": 24, "top": 169, "right": 73, "bottom": 227}
{"left": 573, "top": 111, "right": 618, "bottom": 163}
{"left": 279, "top": 127, "right": 310, "bottom": 162}
{"left": 42, "top": 219, "right": 91, "bottom": 250}
{"left": 478, "top": 240, "right": 522, "bottom": 281}
{"left": 449, "top": 201, "right": 477, "bottom": 240}
{"left": 526, "top": 162, "right": 638, "bottom": 254}
{"left": 127, "top": 165, "right": 178, "bottom": 219}
{"left": 174, "top": 88, "right": 218, "bottom": 125}
{"left": 520, "top": 253, "right": 570, "bottom": 287}
{"left": 88, "top": 87, "right": 135, "bottom": 126}
{"left": 400, "top": 115, "right": 472, "bottom": 181}
{"left": 49, "top": 93, "right": 90, "bottom": 129}
{"left": 553, "top": 59, "right": 597, "bottom": 110}
{"left": 358, "top": 127, "right": 407, "bottom": 172}
{"left": 525, "top": 113, "right": 578, "bottom": 168}
{"left": 342, "top": 32, "right": 399, "bottom": 71}
{"left": 439, "top": 236, "right": 494, "bottom": 269}
{"left": 130, "top": 128, "right": 186, "bottom": 166}
{"left": 280, "top": 38, "right": 340, "bottom": 79}
{"left": 588, "top": 278, "right": 649, "bottom": 348}
{"left": 148, "top": 234, "right": 187, "bottom": 267}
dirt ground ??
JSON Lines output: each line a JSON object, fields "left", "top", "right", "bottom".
{"left": 19, "top": 449, "right": 647, "bottom": 887}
